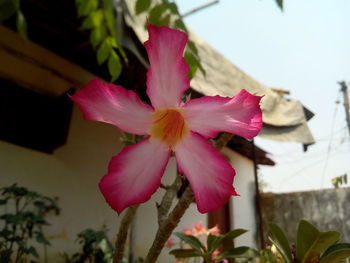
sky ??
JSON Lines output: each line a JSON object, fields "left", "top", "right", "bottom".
{"left": 176, "top": 0, "right": 350, "bottom": 192}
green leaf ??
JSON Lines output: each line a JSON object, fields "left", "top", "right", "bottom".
{"left": 0, "top": 228, "right": 12, "bottom": 238}
{"left": 33, "top": 215, "right": 48, "bottom": 225}
{"left": 103, "top": 7, "right": 117, "bottom": 38}
{"left": 121, "top": 132, "right": 136, "bottom": 145}
{"left": 149, "top": 3, "right": 166, "bottom": 26}
{"left": 135, "top": 0, "right": 151, "bottom": 14}
{"left": 106, "top": 36, "right": 118, "bottom": 48}
{"left": 1, "top": 214, "right": 24, "bottom": 224}
{"left": 169, "top": 249, "right": 203, "bottom": 258}
{"left": 158, "top": 14, "right": 171, "bottom": 27}
{"left": 223, "top": 229, "right": 248, "bottom": 240}
{"left": 296, "top": 220, "right": 340, "bottom": 263}
{"left": 36, "top": 233, "right": 51, "bottom": 246}
{"left": 27, "top": 246, "right": 39, "bottom": 258}
{"left": 184, "top": 51, "right": 198, "bottom": 80}
{"left": 90, "top": 25, "right": 107, "bottom": 49}
{"left": 322, "top": 243, "right": 350, "bottom": 258}
{"left": 173, "top": 19, "right": 188, "bottom": 33}
{"left": 81, "top": 9, "right": 103, "bottom": 29}
{"left": 174, "top": 232, "right": 206, "bottom": 253}
{"left": 0, "top": 0, "right": 16, "bottom": 22}
{"left": 77, "top": 0, "right": 98, "bottom": 17}
{"left": 108, "top": 50, "right": 121, "bottom": 82}
{"left": 187, "top": 40, "right": 198, "bottom": 56}
{"left": 268, "top": 222, "right": 292, "bottom": 263}
{"left": 319, "top": 249, "right": 350, "bottom": 263}
{"left": 16, "top": 10, "right": 27, "bottom": 39}
{"left": 217, "top": 246, "right": 250, "bottom": 260}
{"left": 167, "top": 2, "right": 180, "bottom": 15}
{"left": 97, "top": 39, "right": 111, "bottom": 65}
{"left": 207, "top": 234, "right": 224, "bottom": 253}
{"left": 275, "top": 0, "right": 283, "bottom": 11}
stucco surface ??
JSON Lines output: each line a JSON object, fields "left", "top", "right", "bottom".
{"left": 261, "top": 188, "right": 350, "bottom": 242}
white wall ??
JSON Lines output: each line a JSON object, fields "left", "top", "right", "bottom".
{"left": 222, "top": 147, "right": 258, "bottom": 248}
{"left": 0, "top": 104, "right": 258, "bottom": 262}
{"left": 0, "top": 105, "right": 206, "bottom": 262}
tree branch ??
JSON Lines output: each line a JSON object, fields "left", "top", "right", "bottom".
{"left": 145, "top": 187, "right": 194, "bottom": 263}
{"left": 144, "top": 132, "right": 234, "bottom": 262}
{"left": 213, "top": 132, "right": 234, "bottom": 149}
{"left": 157, "top": 175, "right": 182, "bottom": 226}
{"left": 113, "top": 205, "right": 139, "bottom": 263}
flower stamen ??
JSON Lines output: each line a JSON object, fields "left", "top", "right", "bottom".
{"left": 150, "top": 109, "right": 189, "bottom": 149}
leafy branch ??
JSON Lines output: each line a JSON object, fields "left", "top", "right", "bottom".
{"left": 0, "top": 184, "right": 60, "bottom": 263}
{"left": 135, "top": 0, "right": 205, "bottom": 80}
{"left": 0, "top": 0, "right": 27, "bottom": 38}
{"left": 76, "top": 0, "right": 128, "bottom": 82}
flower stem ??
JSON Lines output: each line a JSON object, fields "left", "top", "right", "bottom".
{"left": 145, "top": 187, "right": 194, "bottom": 263}
{"left": 213, "top": 132, "right": 234, "bottom": 149}
{"left": 144, "top": 132, "right": 234, "bottom": 263}
{"left": 113, "top": 204, "right": 139, "bottom": 263}
{"left": 157, "top": 175, "right": 182, "bottom": 225}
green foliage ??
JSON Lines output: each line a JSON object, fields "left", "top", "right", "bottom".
{"left": 76, "top": 0, "right": 126, "bottom": 82}
{"left": 332, "top": 174, "right": 348, "bottom": 188}
{"left": 135, "top": 0, "right": 152, "bottom": 15}
{"left": 169, "top": 248, "right": 202, "bottom": 258}
{"left": 267, "top": 219, "right": 350, "bottom": 263}
{"left": 174, "top": 232, "right": 206, "bottom": 253}
{"left": 319, "top": 244, "right": 350, "bottom": 263}
{"left": 268, "top": 222, "right": 292, "bottom": 263}
{"left": 0, "top": 183, "right": 60, "bottom": 263}
{"left": 207, "top": 234, "right": 224, "bottom": 253}
{"left": 0, "top": 0, "right": 28, "bottom": 38}
{"left": 63, "top": 228, "right": 113, "bottom": 263}
{"left": 108, "top": 50, "right": 122, "bottom": 82}
{"left": 216, "top": 246, "right": 250, "bottom": 260}
{"left": 259, "top": 248, "right": 283, "bottom": 263}
{"left": 170, "top": 228, "right": 251, "bottom": 263}
{"left": 120, "top": 132, "right": 144, "bottom": 146}
{"left": 134, "top": 0, "right": 205, "bottom": 80}
{"left": 15, "top": 10, "right": 27, "bottom": 39}
{"left": 296, "top": 220, "right": 340, "bottom": 263}
{"left": 275, "top": 0, "right": 283, "bottom": 11}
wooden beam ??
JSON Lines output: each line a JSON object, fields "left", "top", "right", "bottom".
{"left": 0, "top": 25, "right": 96, "bottom": 96}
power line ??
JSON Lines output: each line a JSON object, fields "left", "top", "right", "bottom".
{"left": 276, "top": 149, "right": 349, "bottom": 188}
{"left": 269, "top": 127, "right": 347, "bottom": 158}
{"left": 320, "top": 89, "right": 342, "bottom": 188}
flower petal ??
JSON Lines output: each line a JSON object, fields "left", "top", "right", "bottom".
{"left": 72, "top": 79, "right": 154, "bottom": 135}
{"left": 174, "top": 133, "right": 237, "bottom": 213}
{"left": 183, "top": 90, "right": 263, "bottom": 139}
{"left": 99, "top": 138, "right": 170, "bottom": 214}
{"left": 145, "top": 24, "right": 190, "bottom": 108}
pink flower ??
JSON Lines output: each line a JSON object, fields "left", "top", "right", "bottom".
{"left": 165, "top": 237, "right": 176, "bottom": 249}
{"left": 193, "top": 222, "right": 206, "bottom": 236}
{"left": 72, "top": 24, "right": 262, "bottom": 214}
{"left": 208, "top": 225, "right": 220, "bottom": 235}
{"left": 212, "top": 249, "right": 221, "bottom": 260}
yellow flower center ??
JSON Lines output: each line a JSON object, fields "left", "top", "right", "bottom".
{"left": 150, "top": 108, "right": 189, "bottom": 149}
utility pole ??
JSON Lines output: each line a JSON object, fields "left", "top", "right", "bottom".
{"left": 338, "top": 81, "right": 350, "bottom": 138}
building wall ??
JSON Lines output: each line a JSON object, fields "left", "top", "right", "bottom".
{"left": 0, "top": 104, "right": 257, "bottom": 262}
{"left": 0, "top": 105, "right": 206, "bottom": 262}
{"left": 261, "top": 188, "right": 350, "bottom": 243}
{"left": 222, "top": 147, "right": 258, "bottom": 248}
